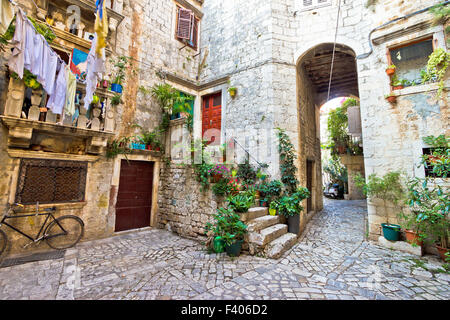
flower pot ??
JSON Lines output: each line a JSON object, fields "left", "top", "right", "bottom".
{"left": 269, "top": 209, "right": 277, "bottom": 216}
{"left": 229, "top": 89, "right": 236, "bottom": 97}
{"left": 225, "top": 240, "right": 243, "bottom": 257}
{"left": 287, "top": 215, "right": 300, "bottom": 235}
{"left": 337, "top": 145, "right": 346, "bottom": 154}
{"left": 155, "top": 147, "right": 161, "bottom": 152}
{"left": 386, "top": 68, "right": 396, "bottom": 76}
{"left": 386, "top": 96, "right": 397, "bottom": 103}
{"left": 259, "top": 200, "right": 268, "bottom": 207}
{"left": 146, "top": 145, "right": 152, "bottom": 151}
{"left": 211, "top": 174, "right": 223, "bottom": 183}
{"left": 102, "top": 80, "right": 109, "bottom": 88}
{"left": 131, "top": 143, "right": 146, "bottom": 150}
{"left": 393, "top": 85, "right": 404, "bottom": 90}
{"left": 435, "top": 245, "right": 449, "bottom": 261}
{"left": 213, "top": 237, "right": 225, "bottom": 253}
{"left": 381, "top": 223, "right": 401, "bottom": 241}
{"left": 111, "top": 83, "right": 123, "bottom": 93}
{"left": 404, "top": 230, "right": 423, "bottom": 246}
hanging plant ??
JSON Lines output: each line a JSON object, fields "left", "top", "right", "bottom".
{"left": 421, "top": 48, "right": 450, "bottom": 98}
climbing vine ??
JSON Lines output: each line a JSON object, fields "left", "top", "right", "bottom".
{"left": 276, "top": 128, "right": 299, "bottom": 194}
{"left": 421, "top": 48, "right": 450, "bottom": 98}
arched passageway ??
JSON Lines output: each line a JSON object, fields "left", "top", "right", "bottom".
{"left": 295, "top": 43, "right": 365, "bottom": 230}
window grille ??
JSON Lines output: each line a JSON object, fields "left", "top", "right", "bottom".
{"left": 15, "top": 159, "right": 88, "bottom": 205}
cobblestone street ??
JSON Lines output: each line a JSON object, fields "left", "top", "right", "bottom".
{"left": 0, "top": 199, "right": 449, "bottom": 300}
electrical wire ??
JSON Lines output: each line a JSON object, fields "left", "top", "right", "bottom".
{"left": 326, "top": 0, "right": 342, "bottom": 103}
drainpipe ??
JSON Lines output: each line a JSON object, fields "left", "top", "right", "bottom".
{"left": 356, "top": 1, "right": 449, "bottom": 60}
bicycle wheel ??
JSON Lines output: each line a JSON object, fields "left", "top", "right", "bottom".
{"left": 45, "top": 216, "right": 84, "bottom": 250}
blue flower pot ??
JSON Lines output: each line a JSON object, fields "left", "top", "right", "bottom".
{"left": 381, "top": 223, "right": 401, "bottom": 241}
{"left": 111, "top": 83, "right": 123, "bottom": 93}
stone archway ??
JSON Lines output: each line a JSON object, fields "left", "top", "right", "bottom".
{"left": 295, "top": 43, "right": 364, "bottom": 230}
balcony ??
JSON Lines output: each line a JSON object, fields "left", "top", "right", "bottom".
{"left": 1, "top": 77, "right": 116, "bottom": 155}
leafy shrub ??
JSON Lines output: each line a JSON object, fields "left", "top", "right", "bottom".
{"left": 205, "top": 207, "right": 248, "bottom": 246}
{"left": 227, "top": 194, "right": 255, "bottom": 213}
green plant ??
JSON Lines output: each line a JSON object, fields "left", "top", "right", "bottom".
{"left": 226, "top": 194, "right": 255, "bottom": 213}
{"left": 387, "top": 64, "right": 396, "bottom": 70}
{"left": 429, "top": 2, "right": 450, "bottom": 26}
{"left": 272, "top": 186, "right": 310, "bottom": 218}
{"left": 421, "top": 48, "right": 450, "bottom": 98}
{"left": 110, "top": 56, "right": 130, "bottom": 85}
{"left": 205, "top": 207, "right": 248, "bottom": 246}
{"left": 422, "top": 135, "right": 450, "bottom": 178}
{"left": 276, "top": 128, "right": 299, "bottom": 194}
{"left": 106, "top": 136, "right": 132, "bottom": 159}
{"left": 354, "top": 172, "right": 405, "bottom": 225}
{"left": 212, "top": 178, "right": 232, "bottom": 197}
{"left": 237, "top": 159, "right": 257, "bottom": 185}
{"left": 110, "top": 94, "right": 123, "bottom": 106}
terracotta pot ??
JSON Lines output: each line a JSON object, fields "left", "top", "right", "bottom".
{"left": 404, "top": 230, "right": 423, "bottom": 246}
{"left": 386, "top": 68, "right": 396, "bottom": 76}
{"left": 393, "top": 85, "right": 404, "bottom": 90}
{"left": 386, "top": 96, "right": 397, "bottom": 103}
{"left": 436, "top": 245, "right": 449, "bottom": 261}
{"left": 146, "top": 145, "right": 152, "bottom": 151}
{"left": 211, "top": 174, "right": 223, "bottom": 183}
{"left": 155, "top": 147, "right": 161, "bottom": 152}
{"left": 337, "top": 145, "right": 346, "bottom": 154}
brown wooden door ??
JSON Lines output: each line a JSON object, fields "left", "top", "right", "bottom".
{"left": 202, "top": 93, "right": 222, "bottom": 143}
{"left": 115, "top": 160, "right": 154, "bottom": 232}
{"left": 306, "top": 160, "right": 314, "bottom": 213}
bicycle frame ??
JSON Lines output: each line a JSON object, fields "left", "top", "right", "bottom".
{"left": 0, "top": 209, "right": 64, "bottom": 243}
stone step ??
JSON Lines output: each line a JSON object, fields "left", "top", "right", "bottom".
{"left": 248, "top": 224, "right": 288, "bottom": 247}
{"left": 241, "top": 207, "right": 268, "bottom": 222}
{"left": 265, "top": 233, "right": 298, "bottom": 259}
{"left": 247, "top": 215, "right": 281, "bottom": 232}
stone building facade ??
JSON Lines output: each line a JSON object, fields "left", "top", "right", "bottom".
{"left": 0, "top": 0, "right": 448, "bottom": 255}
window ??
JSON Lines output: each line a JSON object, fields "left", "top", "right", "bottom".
{"left": 175, "top": 6, "right": 200, "bottom": 50}
{"left": 423, "top": 148, "right": 444, "bottom": 178}
{"left": 15, "top": 159, "right": 87, "bottom": 205}
{"left": 388, "top": 38, "right": 434, "bottom": 87}
{"left": 296, "top": 0, "right": 332, "bottom": 11}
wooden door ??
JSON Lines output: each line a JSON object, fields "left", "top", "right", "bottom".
{"left": 115, "top": 160, "right": 154, "bottom": 232}
{"left": 306, "top": 160, "right": 314, "bottom": 213}
{"left": 202, "top": 92, "right": 222, "bottom": 143}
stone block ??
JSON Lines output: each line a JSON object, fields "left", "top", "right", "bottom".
{"left": 378, "top": 236, "right": 423, "bottom": 256}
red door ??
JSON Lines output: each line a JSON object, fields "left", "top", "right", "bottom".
{"left": 115, "top": 160, "right": 154, "bottom": 232}
{"left": 202, "top": 93, "right": 222, "bottom": 143}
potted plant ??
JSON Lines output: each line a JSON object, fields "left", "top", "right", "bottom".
{"left": 385, "top": 93, "right": 397, "bottom": 103}
{"left": 209, "top": 165, "right": 230, "bottom": 183}
{"left": 227, "top": 87, "right": 237, "bottom": 98}
{"left": 386, "top": 64, "right": 396, "bottom": 76}
{"left": 355, "top": 172, "right": 405, "bottom": 242}
{"left": 110, "top": 56, "right": 129, "bottom": 93}
{"left": 206, "top": 207, "right": 248, "bottom": 257}
{"left": 227, "top": 194, "right": 254, "bottom": 213}
{"left": 269, "top": 201, "right": 277, "bottom": 216}
{"left": 212, "top": 178, "right": 232, "bottom": 197}
{"left": 391, "top": 75, "right": 404, "bottom": 90}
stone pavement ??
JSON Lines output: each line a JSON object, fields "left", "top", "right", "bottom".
{"left": 0, "top": 199, "right": 448, "bottom": 300}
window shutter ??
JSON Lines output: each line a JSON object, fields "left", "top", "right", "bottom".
{"left": 347, "top": 106, "right": 362, "bottom": 135}
{"left": 177, "top": 8, "right": 194, "bottom": 40}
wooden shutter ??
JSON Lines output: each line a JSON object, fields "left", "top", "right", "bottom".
{"left": 177, "top": 8, "right": 194, "bottom": 40}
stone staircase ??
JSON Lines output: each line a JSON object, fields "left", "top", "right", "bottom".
{"left": 242, "top": 207, "right": 298, "bottom": 259}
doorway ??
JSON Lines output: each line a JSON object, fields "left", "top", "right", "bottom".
{"left": 115, "top": 160, "right": 154, "bottom": 232}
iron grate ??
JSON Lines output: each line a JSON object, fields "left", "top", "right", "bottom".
{"left": 15, "top": 159, "right": 87, "bottom": 205}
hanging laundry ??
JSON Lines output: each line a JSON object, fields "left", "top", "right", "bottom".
{"left": 38, "top": 44, "right": 58, "bottom": 96}
{"left": 23, "top": 17, "right": 35, "bottom": 71}
{"left": 84, "top": 33, "right": 105, "bottom": 110}
{"left": 94, "top": 0, "right": 108, "bottom": 56}
{"left": 46, "top": 60, "right": 67, "bottom": 115}
{"left": 0, "top": 0, "right": 14, "bottom": 34}
{"left": 8, "top": 9, "right": 26, "bottom": 78}
{"left": 64, "top": 65, "right": 77, "bottom": 116}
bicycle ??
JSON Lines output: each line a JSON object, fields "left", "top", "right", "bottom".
{"left": 0, "top": 202, "right": 85, "bottom": 261}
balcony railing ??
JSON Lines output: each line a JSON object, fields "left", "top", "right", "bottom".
{"left": 1, "top": 77, "right": 116, "bottom": 155}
